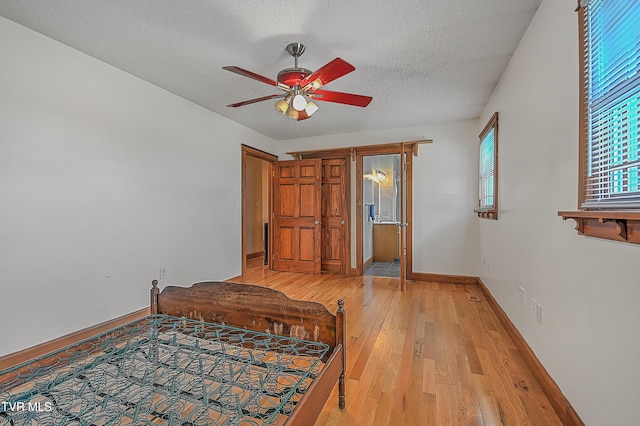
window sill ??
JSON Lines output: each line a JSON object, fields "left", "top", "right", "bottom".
{"left": 558, "top": 210, "right": 640, "bottom": 244}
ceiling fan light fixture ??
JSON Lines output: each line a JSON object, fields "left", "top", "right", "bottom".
{"left": 303, "top": 78, "right": 324, "bottom": 91}
{"left": 292, "top": 93, "right": 308, "bottom": 111}
{"left": 274, "top": 97, "right": 290, "bottom": 114}
{"left": 297, "top": 109, "right": 310, "bottom": 121}
{"left": 305, "top": 101, "right": 319, "bottom": 116}
{"left": 286, "top": 107, "right": 299, "bottom": 120}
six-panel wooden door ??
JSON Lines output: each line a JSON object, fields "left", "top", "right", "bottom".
{"left": 272, "top": 159, "right": 322, "bottom": 273}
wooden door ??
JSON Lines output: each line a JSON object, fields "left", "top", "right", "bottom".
{"left": 273, "top": 159, "right": 322, "bottom": 273}
{"left": 321, "top": 159, "right": 348, "bottom": 273}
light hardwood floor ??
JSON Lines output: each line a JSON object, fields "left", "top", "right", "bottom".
{"left": 240, "top": 259, "right": 562, "bottom": 426}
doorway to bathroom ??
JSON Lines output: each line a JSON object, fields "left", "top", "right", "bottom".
{"left": 355, "top": 143, "right": 414, "bottom": 290}
{"left": 362, "top": 154, "right": 401, "bottom": 278}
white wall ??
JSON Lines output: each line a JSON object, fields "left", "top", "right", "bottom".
{"left": 478, "top": 1, "right": 640, "bottom": 425}
{"left": 278, "top": 121, "right": 480, "bottom": 277}
{"left": 0, "top": 17, "right": 276, "bottom": 356}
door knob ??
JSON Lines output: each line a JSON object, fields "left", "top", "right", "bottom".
{"left": 315, "top": 220, "right": 322, "bottom": 225}
{"left": 341, "top": 220, "right": 346, "bottom": 225}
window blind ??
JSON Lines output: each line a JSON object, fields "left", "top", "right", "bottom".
{"left": 583, "top": 0, "right": 640, "bottom": 208}
{"left": 479, "top": 127, "right": 495, "bottom": 209}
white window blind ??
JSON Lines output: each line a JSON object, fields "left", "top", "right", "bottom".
{"left": 479, "top": 127, "right": 495, "bottom": 209}
{"left": 583, "top": 0, "right": 640, "bottom": 208}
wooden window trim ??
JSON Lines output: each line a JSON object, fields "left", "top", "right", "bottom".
{"left": 475, "top": 112, "right": 498, "bottom": 220}
{"left": 559, "top": 4, "right": 640, "bottom": 245}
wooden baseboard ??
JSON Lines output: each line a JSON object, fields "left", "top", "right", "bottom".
{"left": 246, "top": 251, "right": 264, "bottom": 260}
{"left": 409, "top": 272, "right": 478, "bottom": 285}
{"left": 364, "top": 256, "right": 373, "bottom": 268}
{"left": 0, "top": 308, "right": 149, "bottom": 371}
{"left": 475, "top": 278, "right": 584, "bottom": 426}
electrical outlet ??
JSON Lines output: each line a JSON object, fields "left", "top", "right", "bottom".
{"left": 518, "top": 287, "right": 526, "bottom": 306}
{"left": 536, "top": 303, "right": 543, "bottom": 324}
{"left": 159, "top": 267, "right": 166, "bottom": 280}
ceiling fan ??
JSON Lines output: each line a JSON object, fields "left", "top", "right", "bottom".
{"left": 223, "top": 43, "right": 372, "bottom": 121}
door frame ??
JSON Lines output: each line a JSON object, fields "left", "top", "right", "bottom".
{"left": 355, "top": 145, "right": 414, "bottom": 283}
{"left": 241, "top": 144, "right": 278, "bottom": 280}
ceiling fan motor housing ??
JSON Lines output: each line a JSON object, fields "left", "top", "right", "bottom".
{"left": 277, "top": 67, "right": 312, "bottom": 87}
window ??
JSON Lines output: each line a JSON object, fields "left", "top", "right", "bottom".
{"left": 476, "top": 112, "right": 498, "bottom": 219}
{"left": 581, "top": 0, "right": 640, "bottom": 209}
{"left": 559, "top": 1, "right": 640, "bottom": 244}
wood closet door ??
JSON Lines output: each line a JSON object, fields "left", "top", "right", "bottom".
{"left": 321, "top": 159, "right": 348, "bottom": 273}
{"left": 273, "top": 159, "right": 322, "bottom": 273}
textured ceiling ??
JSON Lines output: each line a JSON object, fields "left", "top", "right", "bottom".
{"left": 0, "top": 0, "right": 542, "bottom": 140}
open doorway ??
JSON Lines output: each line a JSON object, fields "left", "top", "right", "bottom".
{"left": 245, "top": 156, "right": 270, "bottom": 264}
{"left": 362, "top": 154, "right": 401, "bottom": 278}
{"left": 355, "top": 143, "right": 414, "bottom": 290}
{"left": 241, "top": 145, "right": 277, "bottom": 279}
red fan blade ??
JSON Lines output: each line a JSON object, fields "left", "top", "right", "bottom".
{"left": 309, "top": 89, "right": 372, "bottom": 107}
{"left": 223, "top": 66, "right": 288, "bottom": 89}
{"left": 300, "top": 58, "right": 355, "bottom": 88}
{"left": 227, "top": 94, "right": 285, "bottom": 108}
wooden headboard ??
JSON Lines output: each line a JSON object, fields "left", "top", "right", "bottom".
{"left": 150, "top": 280, "right": 345, "bottom": 352}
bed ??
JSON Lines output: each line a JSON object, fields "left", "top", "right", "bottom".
{"left": 0, "top": 280, "right": 346, "bottom": 425}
